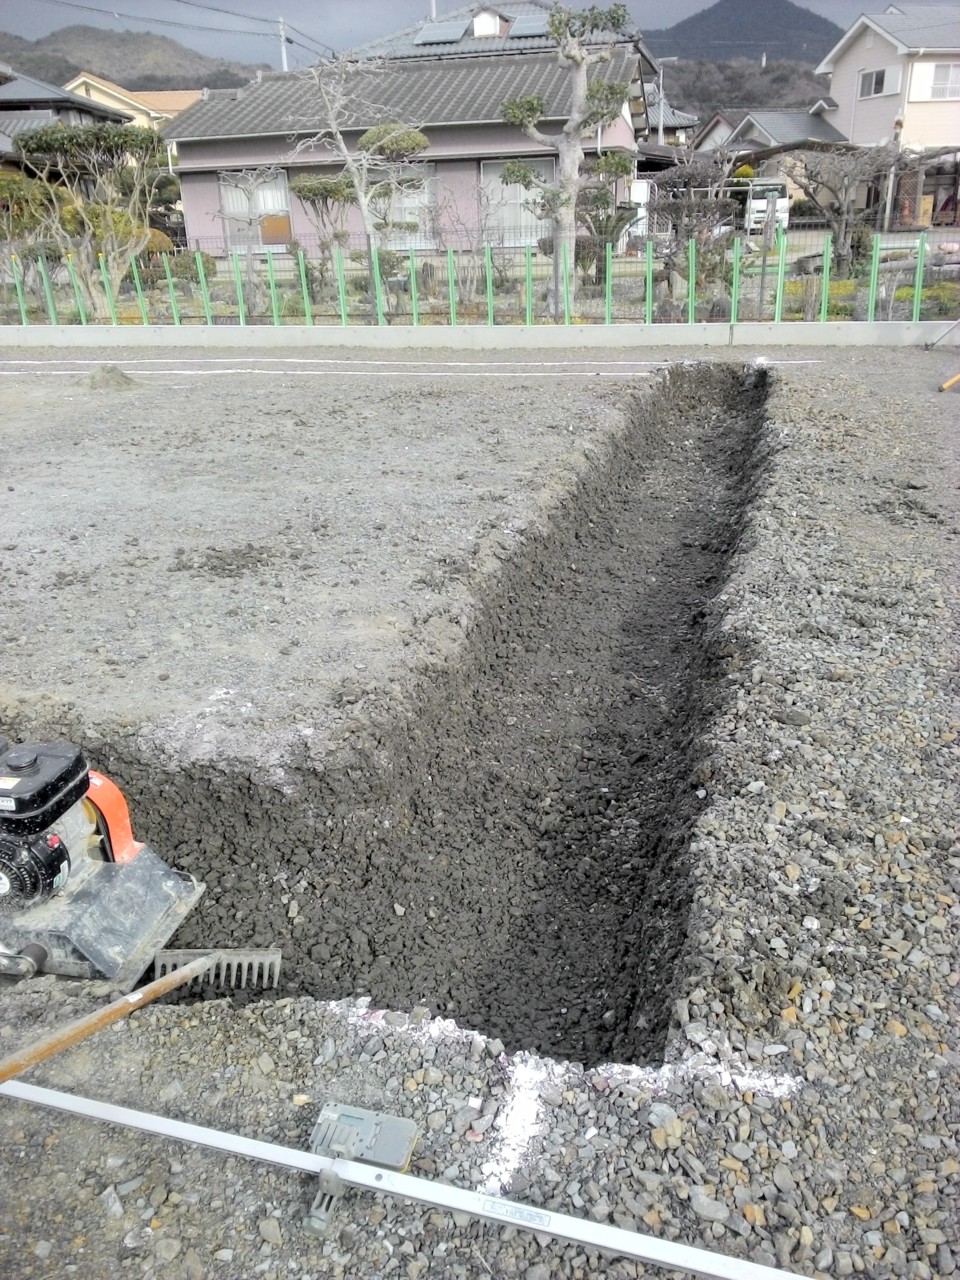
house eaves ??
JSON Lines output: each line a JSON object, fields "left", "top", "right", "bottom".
{"left": 817, "top": 7, "right": 960, "bottom": 74}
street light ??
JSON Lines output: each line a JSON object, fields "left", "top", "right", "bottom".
{"left": 657, "top": 57, "right": 678, "bottom": 148}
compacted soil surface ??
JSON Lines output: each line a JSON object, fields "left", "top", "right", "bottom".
{"left": 0, "top": 345, "right": 957, "bottom": 1280}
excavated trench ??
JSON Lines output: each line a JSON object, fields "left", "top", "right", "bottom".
{"left": 98, "top": 364, "right": 770, "bottom": 1067}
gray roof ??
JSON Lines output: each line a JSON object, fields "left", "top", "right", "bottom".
{"left": 642, "top": 83, "right": 699, "bottom": 129}
{"left": 350, "top": 0, "right": 637, "bottom": 61}
{"left": 167, "top": 48, "right": 639, "bottom": 143}
{"left": 730, "top": 110, "right": 846, "bottom": 147}
{"left": 818, "top": 6, "right": 960, "bottom": 71}
{"left": 865, "top": 6, "right": 960, "bottom": 52}
{"left": 0, "top": 68, "right": 129, "bottom": 121}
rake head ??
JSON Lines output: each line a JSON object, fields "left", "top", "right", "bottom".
{"left": 152, "top": 948, "right": 282, "bottom": 990}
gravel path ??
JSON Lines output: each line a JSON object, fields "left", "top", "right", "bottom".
{"left": 0, "top": 346, "right": 957, "bottom": 1280}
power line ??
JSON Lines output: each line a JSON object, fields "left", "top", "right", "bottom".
{"left": 34, "top": 0, "right": 275, "bottom": 38}
{"left": 161, "top": 0, "right": 331, "bottom": 50}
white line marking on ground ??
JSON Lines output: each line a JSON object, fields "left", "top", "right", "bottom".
{"left": 0, "top": 368, "right": 656, "bottom": 379}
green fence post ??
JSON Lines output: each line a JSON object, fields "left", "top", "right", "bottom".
{"left": 687, "top": 238, "right": 696, "bottom": 323}
{"left": 370, "top": 246, "right": 386, "bottom": 326}
{"left": 407, "top": 249, "right": 419, "bottom": 327}
{"left": 195, "top": 251, "right": 213, "bottom": 326}
{"left": 128, "top": 257, "right": 149, "bottom": 325}
{"left": 524, "top": 244, "right": 533, "bottom": 326}
{"left": 161, "top": 252, "right": 181, "bottom": 326}
{"left": 65, "top": 254, "right": 88, "bottom": 325}
{"left": 334, "top": 246, "right": 348, "bottom": 326}
{"left": 644, "top": 239, "right": 654, "bottom": 325}
{"left": 446, "top": 246, "right": 457, "bottom": 326}
{"left": 296, "top": 249, "right": 312, "bottom": 326}
{"left": 819, "top": 234, "right": 832, "bottom": 323}
{"left": 231, "top": 251, "right": 247, "bottom": 325}
{"left": 10, "top": 256, "right": 28, "bottom": 326}
{"left": 36, "top": 257, "right": 58, "bottom": 325}
{"left": 867, "top": 233, "right": 881, "bottom": 322}
{"left": 774, "top": 229, "right": 788, "bottom": 324}
{"left": 98, "top": 253, "right": 118, "bottom": 324}
{"left": 604, "top": 241, "right": 613, "bottom": 326}
{"left": 265, "top": 250, "right": 280, "bottom": 326}
{"left": 730, "top": 236, "right": 742, "bottom": 325}
{"left": 484, "top": 245, "right": 495, "bottom": 326}
{"left": 911, "top": 232, "right": 926, "bottom": 324}
{"left": 561, "top": 242, "right": 571, "bottom": 325}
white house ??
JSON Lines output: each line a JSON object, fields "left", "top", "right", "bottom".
{"left": 816, "top": 5, "right": 959, "bottom": 225}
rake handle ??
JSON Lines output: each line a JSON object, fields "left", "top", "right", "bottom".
{"left": 0, "top": 954, "right": 213, "bottom": 1086}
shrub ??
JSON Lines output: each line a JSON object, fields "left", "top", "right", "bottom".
{"left": 134, "top": 250, "right": 216, "bottom": 287}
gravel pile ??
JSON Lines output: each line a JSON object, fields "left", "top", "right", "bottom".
{"left": 1, "top": 348, "right": 957, "bottom": 1280}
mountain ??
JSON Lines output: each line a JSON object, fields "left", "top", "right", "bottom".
{"left": 644, "top": 0, "right": 844, "bottom": 65}
{"left": 0, "top": 25, "right": 265, "bottom": 90}
{"left": 663, "top": 57, "right": 830, "bottom": 119}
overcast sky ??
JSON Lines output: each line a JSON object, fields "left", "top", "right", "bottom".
{"left": 6, "top": 0, "right": 955, "bottom": 70}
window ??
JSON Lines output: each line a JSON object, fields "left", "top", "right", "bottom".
{"left": 932, "top": 63, "right": 960, "bottom": 99}
{"left": 481, "top": 159, "right": 556, "bottom": 246}
{"left": 219, "top": 171, "right": 289, "bottom": 249}
{"left": 859, "top": 65, "right": 901, "bottom": 98}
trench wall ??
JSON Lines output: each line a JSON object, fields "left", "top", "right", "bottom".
{"left": 32, "top": 364, "right": 771, "bottom": 1065}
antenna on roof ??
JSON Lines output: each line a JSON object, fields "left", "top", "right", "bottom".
{"left": 430, "top": 1, "right": 437, "bottom": 17}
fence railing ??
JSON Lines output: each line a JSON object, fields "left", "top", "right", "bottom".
{"left": 3, "top": 230, "right": 958, "bottom": 328}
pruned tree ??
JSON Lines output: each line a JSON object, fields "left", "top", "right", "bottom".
{"left": 645, "top": 156, "right": 740, "bottom": 296}
{"left": 500, "top": 5, "right": 634, "bottom": 316}
{"left": 216, "top": 165, "right": 283, "bottom": 306}
{"left": 288, "top": 171, "right": 355, "bottom": 285}
{"left": 295, "top": 58, "right": 429, "bottom": 263}
{"left": 15, "top": 122, "right": 164, "bottom": 319}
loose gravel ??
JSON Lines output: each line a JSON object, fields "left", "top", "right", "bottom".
{"left": 0, "top": 346, "right": 957, "bottom": 1280}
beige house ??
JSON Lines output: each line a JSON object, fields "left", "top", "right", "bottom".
{"left": 816, "top": 6, "right": 959, "bottom": 225}
{"left": 62, "top": 73, "right": 201, "bottom": 132}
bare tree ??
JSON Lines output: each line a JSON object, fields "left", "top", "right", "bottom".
{"left": 500, "top": 5, "right": 635, "bottom": 316}
{"left": 216, "top": 165, "right": 284, "bottom": 308}
{"left": 782, "top": 144, "right": 900, "bottom": 278}
{"left": 294, "top": 58, "right": 429, "bottom": 263}
{"left": 16, "top": 122, "right": 164, "bottom": 319}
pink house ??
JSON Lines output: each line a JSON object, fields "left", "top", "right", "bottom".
{"left": 165, "top": 36, "right": 653, "bottom": 255}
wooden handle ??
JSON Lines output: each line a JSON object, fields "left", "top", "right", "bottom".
{"left": 0, "top": 954, "right": 213, "bottom": 1085}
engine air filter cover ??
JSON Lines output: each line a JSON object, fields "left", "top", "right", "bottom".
{"left": 0, "top": 741, "right": 89, "bottom": 835}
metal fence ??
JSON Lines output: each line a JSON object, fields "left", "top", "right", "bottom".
{"left": 3, "top": 228, "right": 958, "bottom": 328}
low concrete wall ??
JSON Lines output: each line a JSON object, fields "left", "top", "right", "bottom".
{"left": 0, "top": 320, "right": 957, "bottom": 349}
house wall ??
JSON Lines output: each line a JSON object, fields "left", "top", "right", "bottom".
{"left": 70, "top": 80, "right": 155, "bottom": 130}
{"left": 903, "top": 58, "right": 960, "bottom": 148}
{"left": 177, "top": 116, "right": 637, "bottom": 251}
{"left": 829, "top": 28, "right": 906, "bottom": 145}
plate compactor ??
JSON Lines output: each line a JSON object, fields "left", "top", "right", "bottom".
{"left": 0, "top": 736, "right": 279, "bottom": 992}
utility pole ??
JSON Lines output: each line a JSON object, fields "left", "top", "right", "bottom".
{"left": 279, "top": 16, "right": 288, "bottom": 72}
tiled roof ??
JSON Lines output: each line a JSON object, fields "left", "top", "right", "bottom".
{"left": 734, "top": 110, "right": 846, "bottom": 146}
{"left": 135, "top": 89, "right": 202, "bottom": 115}
{"left": 0, "top": 69, "right": 129, "bottom": 120}
{"left": 642, "top": 83, "right": 699, "bottom": 128}
{"left": 867, "top": 6, "right": 960, "bottom": 53}
{"left": 818, "top": 6, "right": 959, "bottom": 72}
{"left": 349, "top": 0, "right": 632, "bottom": 60}
{"left": 167, "top": 48, "right": 639, "bottom": 142}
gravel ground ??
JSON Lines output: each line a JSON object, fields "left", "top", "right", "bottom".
{"left": 0, "top": 346, "right": 957, "bottom": 1280}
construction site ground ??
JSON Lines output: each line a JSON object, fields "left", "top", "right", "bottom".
{"left": 0, "top": 345, "right": 957, "bottom": 1280}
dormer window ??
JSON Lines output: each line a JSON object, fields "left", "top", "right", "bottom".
{"left": 473, "top": 9, "right": 506, "bottom": 37}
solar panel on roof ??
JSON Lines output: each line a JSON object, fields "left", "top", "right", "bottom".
{"left": 509, "top": 15, "right": 550, "bottom": 37}
{"left": 414, "top": 20, "right": 469, "bottom": 44}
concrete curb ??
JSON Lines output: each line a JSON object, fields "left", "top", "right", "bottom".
{"left": 0, "top": 321, "right": 957, "bottom": 349}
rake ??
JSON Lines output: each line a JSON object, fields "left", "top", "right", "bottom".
{"left": 0, "top": 948, "right": 282, "bottom": 1086}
